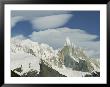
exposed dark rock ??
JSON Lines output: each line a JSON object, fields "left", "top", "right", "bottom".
{"left": 38, "top": 60, "right": 66, "bottom": 77}
{"left": 21, "top": 70, "right": 39, "bottom": 77}
{"left": 11, "top": 60, "right": 66, "bottom": 77}
{"left": 85, "top": 71, "right": 100, "bottom": 77}
{"left": 13, "top": 66, "right": 23, "bottom": 73}
{"left": 11, "top": 70, "right": 20, "bottom": 77}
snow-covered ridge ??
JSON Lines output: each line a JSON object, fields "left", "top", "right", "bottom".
{"left": 11, "top": 37, "right": 100, "bottom": 77}
{"left": 59, "top": 37, "right": 99, "bottom": 72}
{"left": 11, "top": 38, "right": 58, "bottom": 76}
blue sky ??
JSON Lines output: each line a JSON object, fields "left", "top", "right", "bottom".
{"left": 63, "top": 11, "right": 100, "bottom": 37}
{"left": 11, "top": 11, "right": 100, "bottom": 58}
{"left": 12, "top": 11, "right": 100, "bottom": 38}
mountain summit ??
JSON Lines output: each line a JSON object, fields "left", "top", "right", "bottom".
{"left": 59, "top": 37, "right": 99, "bottom": 72}
{"left": 11, "top": 37, "right": 100, "bottom": 77}
{"left": 65, "top": 37, "right": 71, "bottom": 46}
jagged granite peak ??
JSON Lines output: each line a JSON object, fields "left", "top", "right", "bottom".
{"left": 64, "top": 37, "right": 71, "bottom": 46}
{"left": 60, "top": 37, "right": 100, "bottom": 72}
{"left": 11, "top": 37, "right": 100, "bottom": 77}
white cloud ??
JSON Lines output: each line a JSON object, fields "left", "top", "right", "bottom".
{"left": 11, "top": 11, "right": 72, "bottom": 29}
{"left": 13, "top": 35, "right": 26, "bottom": 40}
{"left": 11, "top": 16, "right": 25, "bottom": 28}
{"left": 79, "top": 41, "right": 100, "bottom": 58}
{"left": 29, "top": 27, "right": 100, "bottom": 58}
{"left": 11, "top": 11, "right": 71, "bottom": 18}
{"left": 31, "top": 14, "right": 72, "bottom": 30}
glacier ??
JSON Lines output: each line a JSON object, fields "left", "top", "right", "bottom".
{"left": 11, "top": 37, "right": 100, "bottom": 77}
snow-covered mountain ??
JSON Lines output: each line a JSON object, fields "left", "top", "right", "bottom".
{"left": 58, "top": 37, "right": 100, "bottom": 72}
{"left": 11, "top": 38, "right": 57, "bottom": 76}
{"left": 11, "top": 37, "right": 100, "bottom": 77}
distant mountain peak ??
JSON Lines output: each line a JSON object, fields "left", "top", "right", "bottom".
{"left": 11, "top": 38, "right": 100, "bottom": 77}
{"left": 64, "top": 37, "right": 71, "bottom": 46}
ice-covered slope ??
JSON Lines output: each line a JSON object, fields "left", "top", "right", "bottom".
{"left": 58, "top": 37, "right": 100, "bottom": 72}
{"left": 11, "top": 38, "right": 57, "bottom": 76}
{"left": 11, "top": 37, "right": 100, "bottom": 77}
{"left": 11, "top": 52, "right": 40, "bottom": 76}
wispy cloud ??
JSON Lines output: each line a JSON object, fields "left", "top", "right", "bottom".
{"left": 11, "top": 11, "right": 72, "bottom": 29}
{"left": 31, "top": 14, "right": 72, "bottom": 30}
{"left": 29, "top": 27, "right": 99, "bottom": 58}
{"left": 13, "top": 35, "right": 26, "bottom": 40}
{"left": 11, "top": 16, "right": 25, "bottom": 28}
{"left": 11, "top": 10, "right": 71, "bottom": 18}
{"left": 11, "top": 11, "right": 100, "bottom": 58}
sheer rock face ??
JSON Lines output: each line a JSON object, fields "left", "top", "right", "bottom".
{"left": 11, "top": 37, "right": 100, "bottom": 77}
{"left": 58, "top": 37, "right": 99, "bottom": 72}
{"left": 39, "top": 60, "right": 66, "bottom": 77}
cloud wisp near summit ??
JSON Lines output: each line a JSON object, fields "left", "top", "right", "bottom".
{"left": 11, "top": 11, "right": 100, "bottom": 77}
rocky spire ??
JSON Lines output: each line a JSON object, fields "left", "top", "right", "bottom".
{"left": 64, "top": 37, "right": 71, "bottom": 46}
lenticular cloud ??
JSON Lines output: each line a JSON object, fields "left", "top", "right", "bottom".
{"left": 29, "top": 27, "right": 99, "bottom": 58}
{"left": 31, "top": 14, "right": 72, "bottom": 30}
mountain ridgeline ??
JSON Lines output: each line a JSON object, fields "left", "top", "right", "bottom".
{"left": 58, "top": 37, "right": 99, "bottom": 72}
{"left": 11, "top": 37, "right": 100, "bottom": 77}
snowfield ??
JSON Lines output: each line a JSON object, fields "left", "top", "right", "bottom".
{"left": 11, "top": 52, "right": 40, "bottom": 76}
{"left": 11, "top": 37, "right": 100, "bottom": 77}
